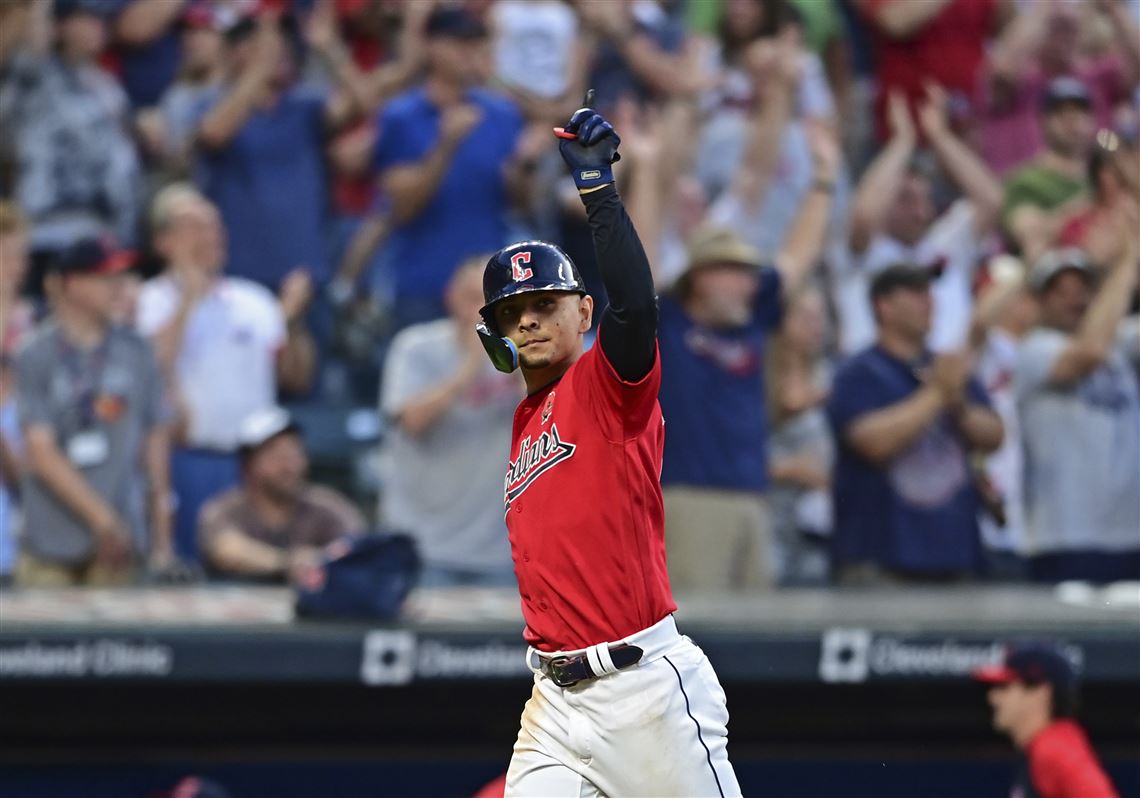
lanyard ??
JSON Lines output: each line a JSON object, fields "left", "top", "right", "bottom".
{"left": 56, "top": 334, "right": 112, "bottom": 429}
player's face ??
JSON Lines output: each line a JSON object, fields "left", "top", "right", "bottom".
{"left": 987, "top": 682, "right": 1049, "bottom": 736}
{"left": 493, "top": 291, "right": 593, "bottom": 370}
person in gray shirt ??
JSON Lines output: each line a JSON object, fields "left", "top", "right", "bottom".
{"left": 15, "top": 238, "right": 173, "bottom": 586}
{"left": 379, "top": 256, "right": 521, "bottom": 588}
{"left": 1016, "top": 244, "right": 1140, "bottom": 583}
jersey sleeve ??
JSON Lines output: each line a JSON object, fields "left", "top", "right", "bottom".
{"left": 571, "top": 338, "right": 661, "bottom": 443}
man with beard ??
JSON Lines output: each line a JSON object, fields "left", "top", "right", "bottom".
{"left": 197, "top": 406, "right": 365, "bottom": 584}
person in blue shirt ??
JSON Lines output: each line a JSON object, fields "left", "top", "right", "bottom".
{"left": 826, "top": 265, "right": 1004, "bottom": 585}
{"left": 372, "top": 7, "right": 530, "bottom": 330}
{"left": 191, "top": 5, "right": 370, "bottom": 292}
{"left": 658, "top": 130, "right": 838, "bottom": 593}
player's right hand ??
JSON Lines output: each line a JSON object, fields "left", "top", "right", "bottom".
{"left": 555, "top": 89, "right": 621, "bottom": 191}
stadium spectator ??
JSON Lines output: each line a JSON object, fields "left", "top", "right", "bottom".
{"left": 658, "top": 127, "right": 835, "bottom": 593}
{"left": 137, "top": 183, "right": 315, "bottom": 563}
{"left": 698, "top": 9, "right": 844, "bottom": 263}
{"left": 371, "top": 6, "right": 527, "bottom": 328}
{"left": 0, "top": 202, "right": 36, "bottom": 587}
{"left": 827, "top": 264, "right": 1003, "bottom": 586}
{"left": 765, "top": 284, "right": 834, "bottom": 586}
{"left": 978, "top": 0, "right": 1140, "bottom": 175}
{"left": 198, "top": 406, "right": 366, "bottom": 584}
{"left": 189, "top": 2, "right": 371, "bottom": 291}
{"left": 137, "top": 2, "right": 226, "bottom": 175}
{"left": 854, "top": 0, "right": 1010, "bottom": 142}
{"left": 968, "top": 256, "right": 1038, "bottom": 580}
{"left": 0, "top": 0, "right": 142, "bottom": 258}
{"left": 975, "top": 642, "right": 1120, "bottom": 798}
{"left": 576, "top": 0, "right": 711, "bottom": 106}
{"left": 1016, "top": 244, "right": 1140, "bottom": 583}
{"left": 837, "top": 86, "right": 1005, "bottom": 354}
{"left": 378, "top": 256, "right": 519, "bottom": 588}
{"left": 1002, "top": 77, "right": 1096, "bottom": 266}
{"left": 490, "top": 0, "right": 586, "bottom": 124}
{"left": 15, "top": 238, "right": 173, "bottom": 586}
{"left": 1058, "top": 127, "right": 1140, "bottom": 256}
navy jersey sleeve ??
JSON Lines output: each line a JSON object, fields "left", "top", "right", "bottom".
{"left": 581, "top": 184, "right": 658, "bottom": 383}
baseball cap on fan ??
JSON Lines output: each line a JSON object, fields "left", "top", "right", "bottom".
{"left": 47, "top": 237, "right": 137, "bottom": 276}
{"left": 1041, "top": 76, "right": 1092, "bottom": 113}
{"left": 237, "top": 406, "right": 301, "bottom": 456}
{"left": 1028, "top": 248, "right": 1092, "bottom": 294}
{"left": 869, "top": 263, "right": 935, "bottom": 299}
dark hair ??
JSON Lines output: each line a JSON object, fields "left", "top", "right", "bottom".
{"left": 718, "top": 0, "right": 799, "bottom": 63}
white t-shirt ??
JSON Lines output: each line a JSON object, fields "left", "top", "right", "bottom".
{"left": 975, "top": 328, "right": 1027, "bottom": 554}
{"left": 379, "top": 318, "right": 521, "bottom": 573}
{"left": 492, "top": 0, "right": 578, "bottom": 99}
{"left": 136, "top": 274, "right": 284, "bottom": 451}
{"left": 836, "top": 200, "right": 980, "bottom": 354}
{"left": 1015, "top": 325, "right": 1140, "bottom": 554}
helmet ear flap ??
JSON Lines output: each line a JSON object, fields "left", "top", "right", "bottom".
{"left": 476, "top": 319, "right": 519, "bottom": 373}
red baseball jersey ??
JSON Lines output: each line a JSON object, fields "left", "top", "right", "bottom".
{"left": 504, "top": 340, "right": 676, "bottom": 652}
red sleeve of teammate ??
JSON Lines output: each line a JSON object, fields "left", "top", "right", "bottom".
{"left": 1030, "top": 722, "right": 1119, "bottom": 798}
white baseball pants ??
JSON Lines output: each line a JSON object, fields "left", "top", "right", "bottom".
{"left": 505, "top": 615, "right": 742, "bottom": 798}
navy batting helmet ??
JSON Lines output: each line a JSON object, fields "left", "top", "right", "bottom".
{"left": 476, "top": 241, "right": 586, "bottom": 373}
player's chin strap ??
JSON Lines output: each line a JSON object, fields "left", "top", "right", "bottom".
{"left": 476, "top": 320, "right": 519, "bottom": 373}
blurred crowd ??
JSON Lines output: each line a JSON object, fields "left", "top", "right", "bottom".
{"left": 0, "top": 0, "right": 1138, "bottom": 594}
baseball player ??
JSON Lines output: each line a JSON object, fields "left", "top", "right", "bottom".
{"left": 476, "top": 93, "right": 741, "bottom": 797}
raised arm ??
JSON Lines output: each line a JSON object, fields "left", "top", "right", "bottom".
{"left": 849, "top": 92, "right": 916, "bottom": 254}
{"left": 557, "top": 96, "right": 657, "bottom": 382}
{"left": 114, "top": 0, "right": 187, "bottom": 46}
{"left": 195, "top": 15, "right": 281, "bottom": 150}
{"left": 1045, "top": 240, "right": 1138, "bottom": 386}
{"left": 381, "top": 103, "right": 481, "bottom": 225}
{"left": 773, "top": 121, "right": 840, "bottom": 292}
{"left": 917, "top": 83, "right": 1003, "bottom": 231}
{"left": 728, "top": 37, "right": 797, "bottom": 212}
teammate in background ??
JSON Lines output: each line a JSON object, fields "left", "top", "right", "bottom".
{"left": 476, "top": 93, "right": 740, "bottom": 797}
{"left": 975, "top": 643, "right": 1119, "bottom": 798}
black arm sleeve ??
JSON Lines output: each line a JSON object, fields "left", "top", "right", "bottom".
{"left": 582, "top": 184, "right": 658, "bottom": 382}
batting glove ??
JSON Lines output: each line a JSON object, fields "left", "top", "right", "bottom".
{"left": 554, "top": 89, "right": 621, "bottom": 191}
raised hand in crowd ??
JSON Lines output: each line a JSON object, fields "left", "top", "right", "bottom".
{"left": 279, "top": 268, "right": 315, "bottom": 327}
{"left": 440, "top": 103, "right": 484, "bottom": 149}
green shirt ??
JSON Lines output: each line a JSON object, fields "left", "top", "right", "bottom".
{"left": 1002, "top": 163, "right": 1086, "bottom": 228}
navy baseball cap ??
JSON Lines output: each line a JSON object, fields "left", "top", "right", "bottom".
{"left": 425, "top": 7, "right": 487, "bottom": 39}
{"left": 48, "top": 238, "right": 137, "bottom": 277}
{"left": 1041, "top": 76, "right": 1092, "bottom": 113}
{"left": 974, "top": 643, "right": 1078, "bottom": 692}
{"left": 54, "top": 0, "right": 118, "bottom": 19}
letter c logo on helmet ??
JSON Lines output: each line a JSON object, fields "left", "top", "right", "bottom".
{"left": 511, "top": 251, "right": 533, "bottom": 282}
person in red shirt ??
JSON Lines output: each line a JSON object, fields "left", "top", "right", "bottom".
{"left": 975, "top": 643, "right": 1120, "bottom": 798}
{"left": 474, "top": 95, "right": 741, "bottom": 796}
{"left": 856, "top": 0, "right": 1011, "bottom": 141}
